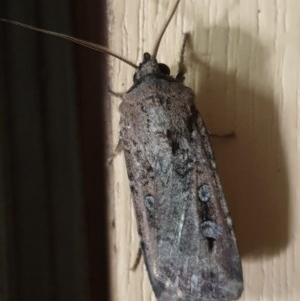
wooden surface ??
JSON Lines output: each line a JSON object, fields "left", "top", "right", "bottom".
{"left": 108, "top": 0, "right": 300, "bottom": 300}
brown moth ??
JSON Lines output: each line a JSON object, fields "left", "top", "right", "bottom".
{"left": 119, "top": 54, "right": 243, "bottom": 300}
{"left": 0, "top": 0, "right": 243, "bottom": 300}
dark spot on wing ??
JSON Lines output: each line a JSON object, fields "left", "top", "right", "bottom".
{"left": 128, "top": 172, "right": 134, "bottom": 181}
{"left": 171, "top": 140, "right": 180, "bottom": 154}
{"left": 200, "top": 221, "right": 222, "bottom": 251}
{"left": 198, "top": 184, "right": 211, "bottom": 202}
{"left": 151, "top": 279, "right": 166, "bottom": 299}
{"left": 144, "top": 195, "right": 154, "bottom": 212}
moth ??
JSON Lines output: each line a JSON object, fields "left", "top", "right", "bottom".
{"left": 0, "top": 0, "right": 243, "bottom": 300}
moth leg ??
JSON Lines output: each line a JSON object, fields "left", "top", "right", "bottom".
{"left": 130, "top": 246, "right": 142, "bottom": 271}
{"left": 107, "top": 138, "right": 123, "bottom": 165}
{"left": 176, "top": 33, "right": 192, "bottom": 81}
{"left": 208, "top": 130, "right": 235, "bottom": 138}
{"left": 108, "top": 87, "right": 126, "bottom": 99}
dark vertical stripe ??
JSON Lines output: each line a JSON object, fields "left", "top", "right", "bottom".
{"left": 0, "top": 0, "right": 103, "bottom": 300}
{"left": 73, "top": 1, "right": 110, "bottom": 301}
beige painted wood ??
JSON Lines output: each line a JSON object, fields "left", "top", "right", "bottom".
{"left": 107, "top": 0, "right": 300, "bottom": 300}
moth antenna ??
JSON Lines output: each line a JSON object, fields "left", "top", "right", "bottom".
{"left": 152, "top": 0, "right": 181, "bottom": 59}
{"left": 0, "top": 18, "right": 138, "bottom": 69}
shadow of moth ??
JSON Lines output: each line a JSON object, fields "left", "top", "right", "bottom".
{"left": 0, "top": 0, "right": 243, "bottom": 300}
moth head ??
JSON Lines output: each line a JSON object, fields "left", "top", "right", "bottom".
{"left": 133, "top": 52, "right": 171, "bottom": 84}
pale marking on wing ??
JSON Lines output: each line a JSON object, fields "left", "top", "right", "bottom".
{"left": 191, "top": 274, "right": 199, "bottom": 294}
{"left": 176, "top": 210, "right": 186, "bottom": 245}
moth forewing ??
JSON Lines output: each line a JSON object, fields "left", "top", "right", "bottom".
{"left": 112, "top": 0, "right": 243, "bottom": 300}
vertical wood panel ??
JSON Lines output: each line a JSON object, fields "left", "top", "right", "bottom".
{"left": 108, "top": 0, "right": 300, "bottom": 300}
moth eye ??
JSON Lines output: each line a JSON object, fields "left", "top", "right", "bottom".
{"left": 158, "top": 63, "right": 170, "bottom": 75}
